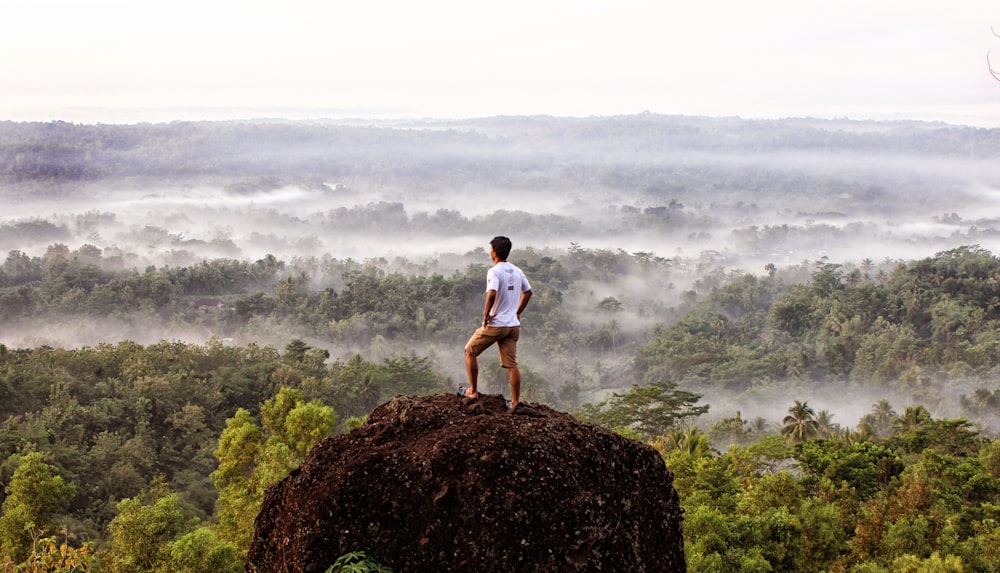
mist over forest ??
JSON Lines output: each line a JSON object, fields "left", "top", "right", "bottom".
{"left": 4, "top": 115, "right": 999, "bottom": 262}
{"left": 8, "top": 114, "right": 1000, "bottom": 571}
{"left": 3, "top": 114, "right": 1000, "bottom": 429}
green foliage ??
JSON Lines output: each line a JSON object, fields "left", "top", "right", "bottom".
{"left": 781, "top": 400, "right": 819, "bottom": 444}
{"left": 796, "top": 497, "right": 850, "bottom": 572}
{"left": 0, "top": 235, "right": 680, "bottom": 417}
{"left": 212, "top": 409, "right": 262, "bottom": 487}
{"left": 726, "top": 435, "right": 794, "bottom": 478}
{"left": 281, "top": 400, "right": 337, "bottom": 458}
{"left": 890, "top": 415, "right": 983, "bottom": 457}
{"left": 343, "top": 416, "right": 367, "bottom": 433}
{"left": 101, "top": 487, "right": 194, "bottom": 573}
{"left": 0, "top": 337, "right": 447, "bottom": 558}
{"left": 671, "top": 452, "right": 740, "bottom": 514}
{"left": 654, "top": 409, "right": 1000, "bottom": 572}
{"left": 684, "top": 498, "right": 803, "bottom": 572}
{"left": 96, "top": 483, "right": 240, "bottom": 573}
{"left": 610, "top": 425, "right": 645, "bottom": 441}
{"left": 707, "top": 411, "right": 754, "bottom": 449}
{"left": 13, "top": 534, "right": 95, "bottom": 573}
{"left": 325, "top": 551, "right": 393, "bottom": 573}
{"left": 889, "top": 551, "right": 965, "bottom": 572}
{"left": 163, "top": 527, "right": 242, "bottom": 573}
{"left": 574, "top": 380, "right": 708, "bottom": 438}
{"left": 0, "top": 451, "right": 76, "bottom": 564}
{"left": 796, "top": 440, "right": 903, "bottom": 500}
{"left": 212, "top": 387, "right": 335, "bottom": 557}
{"left": 210, "top": 409, "right": 262, "bottom": 555}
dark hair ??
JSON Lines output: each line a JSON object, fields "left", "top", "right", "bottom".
{"left": 490, "top": 236, "right": 512, "bottom": 260}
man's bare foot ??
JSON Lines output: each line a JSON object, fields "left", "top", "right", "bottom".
{"left": 458, "top": 386, "right": 479, "bottom": 399}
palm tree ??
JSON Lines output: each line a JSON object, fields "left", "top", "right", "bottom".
{"left": 892, "top": 405, "right": 931, "bottom": 434}
{"left": 815, "top": 409, "right": 840, "bottom": 438}
{"left": 840, "top": 424, "right": 874, "bottom": 445}
{"left": 710, "top": 314, "right": 727, "bottom": 339}
{"left": 750, "top": 416, "right": 771, "bottom": 436}
{"left": 662, "top": 427, "right": 712, "bottom": 457}
{"left": 861, "top": 258, "right": 875, "bottom": 277}
{"left": 869, "top": 399, "right": 897, "bottom": 437}
{"left": 845, "top": 268, "right": 862, "bottom": 287}
{"left": 782, "top": 400, "right": 819, "bottom": 443}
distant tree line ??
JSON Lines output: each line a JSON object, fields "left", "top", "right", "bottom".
{"left": 2, "top": 117, "right": 997, "bottom": 201}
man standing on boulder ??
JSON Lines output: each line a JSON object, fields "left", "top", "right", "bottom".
{"left": 461, "top": 236, "right": 533, "bottom": 412}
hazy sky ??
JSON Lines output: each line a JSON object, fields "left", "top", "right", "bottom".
{"left": 3, "top": 0, "right": 999, "bottom": 125}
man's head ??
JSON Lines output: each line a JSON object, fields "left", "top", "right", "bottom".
{"left": 490, "top": 236, "right": 513, "bottom": 260}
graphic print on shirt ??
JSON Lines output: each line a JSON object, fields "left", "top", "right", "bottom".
{"left": 485, "top": 263, "right": 529, "bottom": 328}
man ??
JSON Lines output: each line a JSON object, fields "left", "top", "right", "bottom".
{"left": 460, "top": 236, "right": 533, "bottom": 412}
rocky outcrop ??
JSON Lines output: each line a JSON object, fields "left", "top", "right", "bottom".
{"left": 247, "top": 393, "right": 685, "bottom": 572}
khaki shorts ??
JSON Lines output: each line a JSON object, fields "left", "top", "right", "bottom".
{"left": 465, "top": 326, "right": 520, "bottom": 368}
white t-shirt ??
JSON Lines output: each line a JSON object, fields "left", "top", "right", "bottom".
{"left": 486, "top": 261, "right": 531, "bottom": 327}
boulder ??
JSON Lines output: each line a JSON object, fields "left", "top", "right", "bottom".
{"left": 247, "top": 393, "right": 685, "bottom": 572}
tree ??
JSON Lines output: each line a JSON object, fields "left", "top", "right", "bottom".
{"left": 212, "top": 388, "right": 336, "bottom": 557}
{"left": 782, "top": 400, "right": 819, "bottom": 443}
{"left": 101, "top": 487, "right": 193, "bottom": 573}
{"left": 815, "top": 410, "right": 840, "bottom": 439}
{"left": 280, "top": 400, "right": 336, "bottom": 459}
{"left": 750, "top": 416, "right": 772, "bottom": 437}
{"left": 797, "top": 497, "right": 850, "bottom": 572}
{"left": 653, "top": 427, "right": 713, "bottom": 458}
{"left": 869, "top": 399, "right": 897, "bottom": 437}
{"left": 164, "top": 527, "right": 242, "bottom": 573}
{"left": 0, "top": 452, "right": 76, "bottom": 564}
{"left": 574, "top": 380, "right": 708, "bottom": 438}
{"left": 210, "top": 409, "right": 262, "bottom": 556}
{"left": 891, "top": 415, "right": 983, "bottom": 457}
{"left": 708, "top": 411, "right": 753, "bottom": 449}
{"left": 16, "top": 533, "right": 95, "bottom": 573}
{"left": 893, "top": 405, "right": 931, "bottom": 434}
{"left": 811, "top": 259, "right": 844, "bottom": 297}
{"left": 796, "top": 440, "right": 903, "bottom": 500}
{"left": 337, "top": 355, "right": 382, "bottom": 415}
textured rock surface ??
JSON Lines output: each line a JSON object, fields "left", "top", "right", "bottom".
{"left": 247, "top": 393, "right": 685, "bottom": 572}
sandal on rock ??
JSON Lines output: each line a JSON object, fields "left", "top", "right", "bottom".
{"left": 509, "top": 402, "right": 545, "bottom": 417}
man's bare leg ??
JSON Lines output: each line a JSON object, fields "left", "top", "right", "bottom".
{"left": 508, "top": 366, "right": 521, "bottom": 408}
{"left": 463, "top": 351, "right": 480, "bottom": 398}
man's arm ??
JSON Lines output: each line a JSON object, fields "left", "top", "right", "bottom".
{"left": 482, "top": 289, "right": 498, "bottom": 326}
{"left": 516, "top": 290, "right": 532, "bottom": 320}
